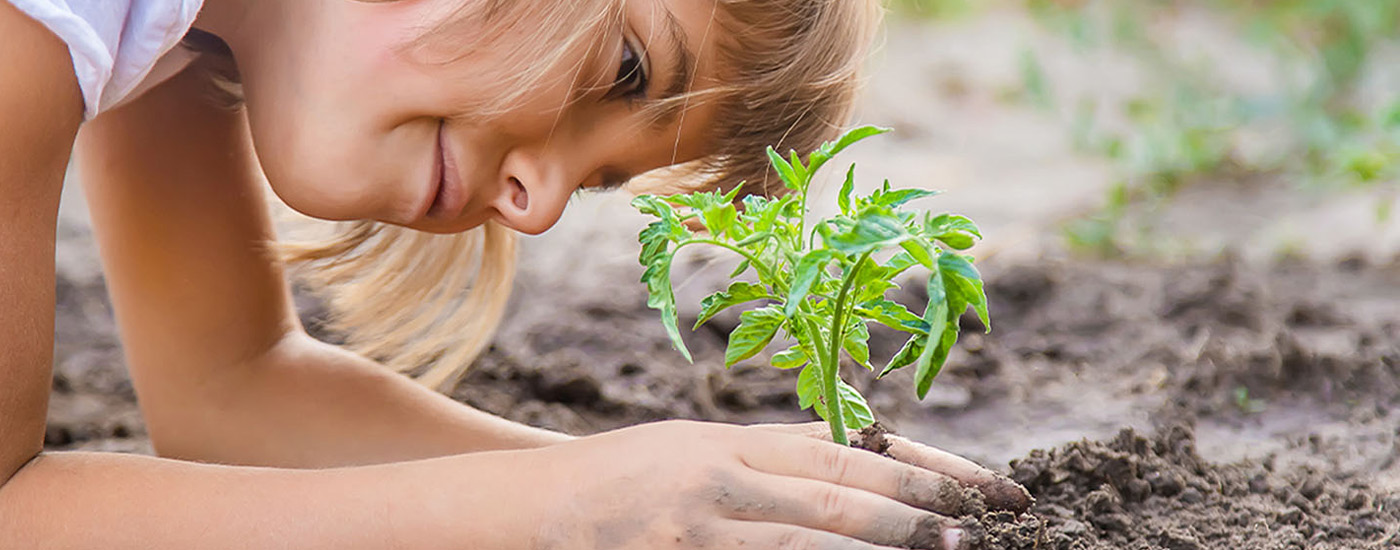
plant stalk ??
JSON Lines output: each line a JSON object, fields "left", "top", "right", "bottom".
{"left": 802, "top": 316, "right": 847, "bottom": 446}
{"left": 820, "top": 251, "right": 873, "bottom": 446}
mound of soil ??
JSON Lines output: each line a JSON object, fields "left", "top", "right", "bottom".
{"left": 965, "top": 423, "right": 1399, "bottom": 549}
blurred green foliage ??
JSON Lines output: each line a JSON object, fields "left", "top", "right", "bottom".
{"left": 1008, "top": 0, "right": 1400, "bottom": 255}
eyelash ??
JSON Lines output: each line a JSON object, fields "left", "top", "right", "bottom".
{"left": 607, "top": 38, "right": 649, "bottom": 103}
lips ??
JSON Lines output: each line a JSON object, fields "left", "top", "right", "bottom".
{"left": 426, "top": 122, "right": 467, "bottom": 221}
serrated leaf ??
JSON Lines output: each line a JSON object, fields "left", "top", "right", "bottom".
{"left": 938, "top": 253, "right": 990, "bottom": 331}
{"left": 842, "top": 320, "right": 872, "bottom": 369}
{"left": 926, "top": 213, "right": 983, "bottom": 251}
{"left": 820, "top": 209, "right": 912, "bottom": 256}
{"left": 879, "top": 333, "right": 926, "bottom": 378}
{"left": 874, "top": 188, "right": 941, "bottom": 209}
{"left": 638, "top": 222, "right": 671, "bottom": 268}
{"left": 857, "top": 299, "right": 931, "bottom": 334}
{"left": 797, "top": 363, "right": 822, "bottom": 410}
{"left": 837, "top": 380, "right": 876, "bottom": 429}
{"left": 702, "top": 203, "right": 739, "bottom": 238}
{"left": 884, "top": 252, "right": 920, "bottom": 278}
{"left": 641, "top": 255, "right": 691, "bottom": 363}
{"left": 725, "top": 307, "right": 786, "bottom": 367}
{"left": 913, "top": 272, "right": 949, "bottom": 399}
{"left": 772, "top": 346, "right": 808, "bottom": 370}
{"left": 808, "top": 126, "right": 892, "bottom": 176}
{"left": 694, "top": 282, "right": 770, "bottom": 330}
{"left": 789, "top": 150, "right": 809, "bottom": 182}
{"left": 767, "top": 147, "right": 803, "bottom": 192}
{"left": 784, "top": 249, "right": 840, "bottom": 317}
{"left": 899, "top": 239, "right": 937, "bottom": 269}
{"left": 915, "top": 326, "right": 959, "bottom": 399}
{"left": 632, "top": 194, "right": 674, "bottom": 217}
{"left": 838, "top": 164, "right": 857, "bottom": 215}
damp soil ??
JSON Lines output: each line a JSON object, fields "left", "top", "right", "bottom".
{"left": 48, "top": 257, "right": 1400, "bottom": 548}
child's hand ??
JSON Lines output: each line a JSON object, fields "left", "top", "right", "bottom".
{"left": 525, "top": 420, "right": 968, "bottom": 550}
{"left": 753, "top": 422, "right": 1033, "bottom": 514}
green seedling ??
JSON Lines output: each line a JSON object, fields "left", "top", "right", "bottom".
{"left": 632, "top": 126, "right": 990, "bottom": 446}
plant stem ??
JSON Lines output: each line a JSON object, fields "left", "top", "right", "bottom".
{"left": 801, "top": 316, "right": 847, "bottom": 446}
{"left": 820, "top": 251, "right": 874, "bottom": 446}
{"left": 676, "top": 239, "right": 777, "bottom": 283}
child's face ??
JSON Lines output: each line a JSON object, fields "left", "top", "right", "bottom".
{"left": 239, "top": 0, "right": 721, "bottom": 235}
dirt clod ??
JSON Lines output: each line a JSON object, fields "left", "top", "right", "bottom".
{"left": 957, "top": 423, "right": 1400, "bottom": 550}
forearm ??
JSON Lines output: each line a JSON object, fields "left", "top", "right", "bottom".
{"left": 152, "top": 332, "right": 573, "bottom": 468}
{"left": 0, "top": 450, "right": 538, "bottom": 550}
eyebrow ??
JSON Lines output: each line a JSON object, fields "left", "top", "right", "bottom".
{"left": 649, "top": 7, "right": 696, "bottom": 127}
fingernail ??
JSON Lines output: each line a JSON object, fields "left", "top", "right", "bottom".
{"left": 943, "top": 528, "right": 964, "bottom": 550}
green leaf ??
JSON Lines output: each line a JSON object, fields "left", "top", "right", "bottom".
{"left": 842, "top": 320, "right": 872, "bottom": 369}
{"left": 913, "top": 272, "right": 950, "bottom": 399}
{"left": 938, "top": 253, "right": 989, "bottom": 331}
{"left": 884, "top": 252, "right": 920, "bottom": 278}
{"left": 797, "top": 363, "right": 822, "bottom": 410}
{"left": 728, "top": 258, "right": 752, "bottom": 278}
{"left": 638, "top": 222, "right": 671, "bottom": 268}
{"left": 784, "top": 249, "right": 840, "bottom": 317}
{"left": 899, "top": 239, "right": 937, "bottom": 269}
{"left": 767, "top": 147, "right": 803, "bottom": 192}
{"left": 915, "top": 327, "right": 959, "bottom": 399}
{"left": 837, "top": 164, "right": 857, "bottom": 215}
{"left": 735, "top": 232, "right": 772, "bottom": 247}
{"left": 926, "top": 214, "right": 983, "bottom": 251}
{"left": 694, "top": 282, "right": 770, "bottom": 330}
{"left": 632, "top": 194, "right": 674, "bottom": 217}
{"left": 856, "top": 299, "right": 931, "bottom": 335}
{"left": 702, "top": 203, "right": 739, "bottom": 238}
{"left": 725, "top": 306, "right": 786, "bottom": 367}
{"left": 789, "top": 150, "right": 810, "bottom": 182}
{"left": 837, "top": 380, "right": 876, "bottom": 429}
{"left": 641, "top": 255, "right": 691, "bottom": 363}
{"left": 772, "top": 345, "right": 809, "bottom": 370}
{"left": 820, "top": 208, "right": 913, "bottom": 256}
{"left": 879, "top": 333, "right": 926, "bottom": 378}
{"left": 808, "top": 126, "right": 892, "bottom": 176}
{"left": 873, "top": 188, "right": 941, "bottom": 209}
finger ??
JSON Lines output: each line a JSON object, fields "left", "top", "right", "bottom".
{"left": 748, "top": 422, "right": 832, "bottom": 439}
{"left": 884, "top": 434, "right": 1032, "bottom": 513}
{"left": 716, "top": 520, "right": 964, "bottom": 550}
{"left": 737, "top": 430, "right": 974, "bottom": 516}
{"left": 711, "top": 472, "right": 963, "bottom": 548}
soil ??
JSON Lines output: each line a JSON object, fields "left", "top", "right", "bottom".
{"left": 49, "top": 254, "right": 1400, "bottom": 548}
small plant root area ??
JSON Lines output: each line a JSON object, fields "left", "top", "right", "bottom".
{"left": 50, "top": 257, "right": 1399, "bottom": 548}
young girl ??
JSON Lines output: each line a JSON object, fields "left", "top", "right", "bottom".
{"left": 0, "top": 1, "right": 1029, "bottom": 547}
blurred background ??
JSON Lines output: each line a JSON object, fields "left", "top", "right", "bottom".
{"left": 50, "top": 0, "right": 1399, "bottom": 497}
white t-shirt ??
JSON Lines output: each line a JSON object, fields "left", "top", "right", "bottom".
{"left": 8, "top": 0, "right": 204, "bottom": 120}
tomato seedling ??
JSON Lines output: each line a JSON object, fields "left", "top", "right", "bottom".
{"left": 633, "top": 126, "right": 989, "bottom": 446}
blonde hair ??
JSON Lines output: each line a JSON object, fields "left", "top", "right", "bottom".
{"left": 278, "top": 0, "right": 884, "bottom": 391}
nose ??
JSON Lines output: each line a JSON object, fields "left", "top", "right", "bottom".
{"left": 488, "top": 152, "right": 572, "bottom": 235}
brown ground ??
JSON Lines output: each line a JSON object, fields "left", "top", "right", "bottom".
{"left": 49, "top": 254, "right": 1400, "bottom": 548}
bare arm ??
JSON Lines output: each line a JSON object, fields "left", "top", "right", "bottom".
{"left": 0, "top": 6, "right": 525, "bottom": 548}
{"left": 76, "top": 60, "right": 567, "bottom": 469}
{"left": 0, "top": 0, "right": 83, "bottom": 484}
